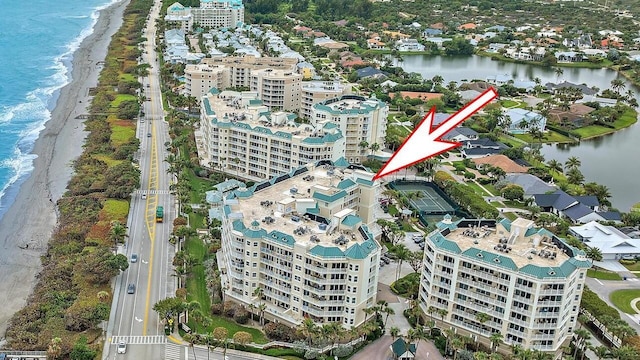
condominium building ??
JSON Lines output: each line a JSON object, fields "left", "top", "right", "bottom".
{"left": 249, "top": 68, "right": 303, "bottom": 112}
{"left": 218, "top": 162, "right": 381, "bottom": 328}
{"left": 300, "top": 81, "right": 351, "bottom": 120}
{"left": 193, "top": 0, "right": 244, "bottom": 29}
{"left": 184, "top": 56, "right": 299, "bottom": 101}
{"left": 420, "top": 216, "right": 591, "bottom": 358}
{"left": 312, "top": 95, "right": 388, "bottom": 163}
{"left": 197, "top": 90, "right": 345, "bottom": 181}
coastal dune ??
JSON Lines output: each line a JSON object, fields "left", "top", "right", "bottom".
{"left": 0, "top": 0, "right": 130, "bottom": 338}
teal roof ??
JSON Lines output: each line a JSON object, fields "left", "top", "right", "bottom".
{"left": 223, "top": 205, "right": 232, "bottom": 215}
{"left": 251, "top": 220, "right": 260, "bottom": 227}
{"left": 333, "top": 157, "right": 350, "bottom": 168}
{"left": 323, "top": 122, "right": 338, "bottom": 129}
{"left": 265, "top": 230, "right": 295, "bottom": 247}
{"left": 391, "top": 338, "right": 416, "bottom": 357}
{"left": 234, "top": 188, "right": 254, "bottom": 198}
{"left": 232, "top": 220, "right": 246, "bottom": 232}
{"left": 344, "top": 243, "right": 365, "bottom": 259}
{"left": 313, "top": 190, "right": 347, "bottom": 203}
{"left": 249, "top": 99, "right": 263, "bottom": 105}
{"left": 306, "top": 206, "right": 320, "bottom": 214}
{"left": 205, "top": 190, "right": 223, "bottom": 204}
{"left": 208, "top": 208, "right": 222, "bottom": 221}
{"left": 302, "top": 131, "right": 343, "bottom": 144}
{"left": 244, "top": 226, "right": 268, "bottom": 239}
{"left": 356, "top": 178, "right": 375, "bottom": 186}
{"left": 430, "top": 232, "right": 462, "bottom": 253}
{"left": 341, "top": 214, "right": 361, "bottom": 227}
{"left": 208, "top": 87, "right": 220, "bottom": 95}
{"left": 309, "top": 245, "right": 345, "bottom": 258}
{"left": 337, "top": 178, "right": 356, "bottom": 190}
{"left": 214, "top": 179, "right": 245, "bottom": 193}
{"left": 498, "top": 218, "right": 511, "bottom": 232}
{"left": 203, "top": 97, "right": 215, "bottom": 116}
{"left": 274, "top": 131, "right": 292, "bottom": 140}
{"left": 314, "top": 96, "right": 387, "bottom": 115}
{"left": 462, "top": 248, "right": 518, "bottom": 271}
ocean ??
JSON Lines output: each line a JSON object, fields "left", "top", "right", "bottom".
{"left": 0, "top": 0, "right": 118, "bottom": 219}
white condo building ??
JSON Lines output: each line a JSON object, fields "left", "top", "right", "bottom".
{"left": 250, "top": 68, "right": 302, "bottom": 112}
{"left": 165, "top": 0, "right": 244, "bottom": 31}
{"left": 420, "top": 216, "right": 591, "bottom": 358}
{"left": 300, "top": 81, "right": 351, "bottom": 120}
{"left": 197, "top": 90, "right": 345, "bottom": 181}
{"left": 218, "top": 163, "right": 381, "bottom": 327}
{"left": 184, "top": 56, "right": 299, "bottom": 104}
{"left": 312, "top": 95, "right": 388, "bottom": 163}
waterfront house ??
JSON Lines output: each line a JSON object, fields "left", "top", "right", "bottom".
{"left": 555, "top": 51, "right": 585, "bottom": 63}
{"left": 504, "top": 108, "right": 547, "bottom": 134}
{"left": 503, "top": 173, "right": 557, "bottom": 198}
{"left": 461, "top": 139, "right": 509, "bottom": 158}
{"left": 473, "top": 154, "right": 529, "bottom": 173}
{"left": 533, "top": 190, "right": 620, "bottom": 223}
{"left": 441, "top": 127, "right": 478, "bottom": 142}
{"left": 423, "top": 37, "right": 451, "bottom": 48}
{"left": 355, "top": 66, "right": 387, "bottom": 80}
{"left": 486, "top": 74, "right": 512, "bottom": 86}
{"left": 547, "top": 103, "right": 595, "bottom": 126}
{"left": 570, "top": 221, "right": 640, "bottom": 260}
{"left": 396, "top": 39, "right": 425, "bottom": 52}
{"left": 423, "top": 28, "right": 443, "bottom": 38}
{"left": 545, "top": 81, "right": 597, "bottom": 96}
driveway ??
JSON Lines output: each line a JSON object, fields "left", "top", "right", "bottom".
{"left": 350, "top": 335, "right": 443, "bottom": 360}
{"left": 594, "top": 260, "right": 633, "bottom": 273}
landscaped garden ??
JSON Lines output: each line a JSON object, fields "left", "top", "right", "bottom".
{"left": 610, "top": 289, "right": 640, "bottom": 314}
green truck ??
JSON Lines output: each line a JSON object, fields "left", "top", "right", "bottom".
{"left": 156, "top": 206, "right": 164, "bottom": 223}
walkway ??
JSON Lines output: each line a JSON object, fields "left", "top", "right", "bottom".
{"left": 350, "top": 335, "right": 443, "bottom": 360}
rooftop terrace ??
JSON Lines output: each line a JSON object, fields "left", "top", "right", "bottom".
{"left": 439, "top": 218, "right": 570, "bottom": 268}
{"left": 226, "top": 165, "right": 374, "bottom": 251}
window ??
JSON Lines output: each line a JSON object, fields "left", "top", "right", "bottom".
{"left": 293, "top": 296, "right": 299, "bottom": 301}
{"left": 253, "top": 252, "right": 258, "bottom": 257}
{"left": 295, "top": 265, "right": 301, "bottom": 271}
{"left": 294, "top": 276, "right": 301, "bottom": 281}
{"left": 294, "top": 286, "right": 299, "bottom": 291}
{"left": 296, "top": 254, "right": 302, "bottom": 260}
{"left": 254, "top": 242, "right": 258, "bottom": 246}
{"left": 252, "top": 263, "right": 257, "bottom": 267}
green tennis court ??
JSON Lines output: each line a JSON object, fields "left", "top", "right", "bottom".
{"left": 391, "top": 182, "right": 456, "bottom": 214}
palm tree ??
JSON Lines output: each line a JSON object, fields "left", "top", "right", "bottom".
{"left": 299, "top": 318, "right": 318, "bottom": 346}
{"left": 362, "top": 307, "right": 376, "bottom": 323}
{"left": 383, "top": 306, "right": 395, "bottom": 328}
{"left": 109, "top": 221, "right": 128, "bottom": 249}
{"left": 432, "top": 75, "right": 444, "bottom": 89}
{"left": 611, "top": 78, "right": 626, "bottom": 96}
{"left": 390, "top": 326, "right": 400, "bottom": 340}
{"left": 358, "top": 140, "right": 369, "bottom": 155}
{"left": 394, "top": 244, "right": 411, "bottom": 281}
{"left": 252, "top": 287, "right": 266, "bottom": 325}
{"left": 475, "top": 312, "right": 490, "bottom": 332}
{"left": 437, "top": 308, "right": 448, "bottom": 323}
{"left": 572, "top": 328, "right": 591, "bottom": 359}
{"left": 370, "top": 142, "right": 380, "bottom": 154}
{"left": 554, "top": 67, "right": 564, "bottom": 82}
{"left": 566, "top": 167, "right": 585, "bottom": 185}
{"left": 546, "top": 159, "right": 563, "bottom": 175}
{"left": 408, "top": 326, "right": 428, "bottom": 352}
{"left": 564, "top": 156, "right": 581, "bottom": 171}
{"left": 490, "top": 332, "right": 503, "bottom": 353}
{"left": 586, "top": 247, "right": 603, "bottom": 264}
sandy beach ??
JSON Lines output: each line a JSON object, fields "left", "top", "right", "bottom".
{"left": 0, "top": 0, "right": 130, "bottom": 337}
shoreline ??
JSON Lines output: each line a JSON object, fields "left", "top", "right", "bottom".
{"left": 0, "top": 0, "right": 129, "bottom": 337}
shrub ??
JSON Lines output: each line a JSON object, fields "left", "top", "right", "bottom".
{"left": 620, "top": 259, "right": 636, "bottom": 265}
{"left": 210, "top": 303, "right": 223, "bottom": 315}
{"left": 223, "top": 301, "right": 237, "bottom": 317}
{"left": 264, "top": 322, "right": 297, "bottom": 342}
{"left": 234, "top": 307, "right": 249, "bottom": 324}
{"left": 581, "top": 286, "right": 620, "bottom": 321}
{"left": 304, "top": 349, "right": 319, "bottom": 359}
{"left": 333, "top": 345, "right": 353, "bottom": 357}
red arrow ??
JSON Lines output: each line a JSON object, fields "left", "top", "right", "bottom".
{"left": 373, "top": 87, "right": 498, "bottom": 180}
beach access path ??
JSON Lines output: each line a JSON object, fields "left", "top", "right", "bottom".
{"left": 0, "top": 0, "right": 130, "bottom": 338}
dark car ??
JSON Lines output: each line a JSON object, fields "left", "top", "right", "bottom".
{"left": 147, "top": 133, "right": 151, "bottom": 137}
{"left": 127, "top": 284, "right": 136, "bottom": 294}
{"left": 131, "top": 254, "right": 138, "bottom": 263}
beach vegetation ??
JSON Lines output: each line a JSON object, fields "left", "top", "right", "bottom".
{"left": 5, "top": 0, "right": 153, "bottom": 355}
{"left": 101, "top": 199, "right": 129, "bottom": 222}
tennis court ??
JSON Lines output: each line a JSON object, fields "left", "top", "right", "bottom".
{"left": 391, "top": 181, "right": 457, "bottom": 214}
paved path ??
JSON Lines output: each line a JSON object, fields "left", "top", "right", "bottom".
{"left": 350, "top": 336, "right": 443, "bottom": 360}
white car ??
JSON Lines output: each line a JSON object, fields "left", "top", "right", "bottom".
{"left": 117, "top": 341, "right": 127, "bottom": 354}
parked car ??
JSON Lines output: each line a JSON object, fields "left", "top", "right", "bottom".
{"left": 131, "top": 254, "right": 138, "bottom": 263}
{"left": 413, "top": 237, "right": 424, "bottom": 244}
{"left": 117, "top": 341, "right": 127, "bottom": 354}
{"left": 386, "top": 252, "right": 398, "bottom": 260}
{"left": 127, "top": 284, "right": 136, "bottom": 294}
{"left": 382, "top": 257, "right": 391, "bottom": 264}
{"left": 419, "top": 242, "right": 425, "bottom": 250}
{"left": 379, "top": 261, "right": 385, "bottom": 267}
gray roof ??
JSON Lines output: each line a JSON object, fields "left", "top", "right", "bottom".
{"left": 574, "top": 195, "right": 600, "bottom": 208}
{"left": 563, "top": 203, "right": 594, "bottom": 221}
{"left": 534, "top": 190, "right": 577, "bottom": 210}
{"left": 504, "top": 174, "right": 556, "bottom": 197}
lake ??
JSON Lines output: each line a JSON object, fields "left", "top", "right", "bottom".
{"left": 395, "top": 55, "right": 640, "bottom": 212}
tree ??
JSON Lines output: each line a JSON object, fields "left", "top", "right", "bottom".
{"left": 253, "top": 286, "right": 266, "bottom": 326}
{"left": 554, "top": 67, "right": 564, "bottom": 82}
{"left": 490, "top": 332, "right": 503, "bottom": 353}
{"left": 566, "top": 167, "right": 585, "bottom": 185}
{"left": 546, "top": 159, "right": 563, "bottom": 175}
{"left": 109, "top": 221, "right": 128, "bottom": 249}
{"left": 611, "top": 78, "right": 625, "bottom": 96}
{"left": 408, "top": 251, "right": 423, "bottom": 273}
{"left": 502, "top": 184, "right": 525, "bottom": 201}
{"left": 572, "top": 328, "right": 591, "bottom": 359}
{"left": 153, "top": 297, "right": 186, "bottom": 322}
{"left": 299, "top": 318, "right": 318, "bottom": 346}
{"left": 390, "top": 326, "right": 400, "bottom": 340}
{"left": 233, "top": 331, "right": 252, "bottom": 346}
{"left": 564, "top": 156, "right": 581, "bottom": 171}
{"left": 586, "top": 247, "right": 603, "bottom": 263}
{"left": 394, "top": 244, "right": 411, "bottom": 281}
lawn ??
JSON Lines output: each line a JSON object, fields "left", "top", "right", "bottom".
{"left": 386, "top": 122, "right": 411, "bottom": 139}
{"left": 502, "top": 212, "right": 518, "bottom": 221}
{"left": 111, "top": 93, "right": 137, "bottom": 107}
{"left": 587, "top": 268, "right": 622, "bottom": 281}
{"left": 498, "top": 135, "right": 527, "bottom": 148}
{"left": 622, "top": 261, "right": 640, "bottom": 271}
{"left": 110, "top": 124, "right": 136, "bottom": 146}
{"left": 465, "top": 181, "right": 491, "bottom": 196}
{"left": 502, "top": 200, "right": 527, "bottom": 209}
{"left": 93, "top": 154, "right": 122, "bottom": 167}
{"left": 610, "top": 289, "right": 640, "bottom": 314}
{"left": 499, "top": 99, "right": 520, "bottom": 108}
{"left": 571, "top": 110, "right": 637, "bottom": 139}
{"left": 388, "top": 204, "right": 399, "bottom": 216}
{"left": 513, "top": 130, "right": 574, "bottom": 144}
{"left": 207, "top": 316, "right": 268, "bottom": 344}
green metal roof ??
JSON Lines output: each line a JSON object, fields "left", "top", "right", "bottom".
{"left": 203, "top": 97, "right": 215, "bottom": 116}
{"left": 498, "top": 218, "right": 511, "bottom": 232}
{"left": 355, "top": 178, "right": 375, "bottom": 186}
{"left": 249, "top": 99, "right": 263, "bottom": 105}
{"left": 341, "top": 214, "right": 361, "bottom": 227}
{"left": 244, "top": 227, "right": 268, "bottom": 239}
{"left": 251, "top": 220, "right": 260, "bottom": 227}
{"left": 306, "top": 207, "right": 320, "bottom": 214}
{"left": 313, "top": 190, "right": 347, "bottom": 203}
{"left": 223, "top": 205, "right": 232, "bottom": 215}
{"left": 232, "top": 220, "right": 246, "bottom": 232}
{"left": 430, "top": 233, "right": 462, "bottom": 253}
{"left": 309, "top": 245, "right": 344, "bottom": 258}
{"left": 323, "top": 122, "right": 338, "bottom": 129}
{"left": 344, "top": 243, "right": 366, "bottom": 259}
{"left": 337, "top": 178, "right": 356, "bottom": 190}
{"left": 234, "top": 188, "right": 254, "bottom": 198}
{"left": 333, "top": 157, "right": 350, "bottom": 168}
{"left": 208, "top": 87, "right": 220, "bottom": 95}
{"left": 462, "top": 248, "right": 518, "bottom": 271}
{"left": 265, "top": 230, "right": 295, "bottom": 247}
{"left": 391, "top": 338, "right": 416, "bottom": 357}
{"left": 274, "top": 131, "right": 292, "bottom": 140}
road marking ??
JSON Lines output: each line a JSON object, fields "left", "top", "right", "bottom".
{"left": 136, "top": 190, "right": 171, "bottom": 195}
{"left": 135, "top": 317, "right": 143, "bottom": 322}
{"left": 142, "top": 260, "right": 149, "bottom": 264}
{"left": 111, "top": 335, "right": 167, "bottom": 345}
{"left": 595, "top": 279, "right": 603, "bottom": 285}
{"left": 164, "top": 342, "right": 184, "bottom": 360}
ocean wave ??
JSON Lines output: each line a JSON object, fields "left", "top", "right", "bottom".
{"left": 0, "top": 147, "right": 38, "bottom": 211}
